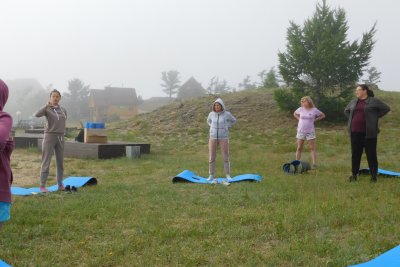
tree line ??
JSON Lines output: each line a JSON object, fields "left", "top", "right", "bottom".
{"left": 160, "top": 67, "right": 282, "bottom": 100}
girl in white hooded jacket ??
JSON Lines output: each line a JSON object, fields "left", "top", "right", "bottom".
{"left": 207, "top": 98, "right": 236, "bottom": 185}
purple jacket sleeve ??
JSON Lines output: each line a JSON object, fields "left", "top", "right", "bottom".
{"left": 0, "top": 113, "right": 12, "bottom": 152}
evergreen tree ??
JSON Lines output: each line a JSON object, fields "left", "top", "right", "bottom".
{"left": 276, "top": 0, "right": 376, "bottom": 118}
{"left": 263, "top": 67, "right": 279, "bottom": 88}
{"left": 63, "top": 78, "right": 90, "bottom": 120}
{"left": 161, "top": 70, "right": 181, "bottom": 100}
{"left": 257, "top": 70, "right": 267, "bottom": 87}
{"left": 362, "top": 66, "right": 381, "bottom": 89}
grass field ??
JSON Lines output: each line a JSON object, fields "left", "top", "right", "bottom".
{"left": 1, "top": 89, "right": 399, "bottom": 266}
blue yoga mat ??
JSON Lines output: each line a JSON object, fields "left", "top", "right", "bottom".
{"left": 172, "top": 170, "right": 262, "bottom": 184}
{"left": 359, "top": 168, "right": 400, "bottom": 177}
{"left": 11, "top": 177, "right": 97, "bottom": 196}
{"left": 348, "top": 245, "right": 400, "bottom": 267}
{"left": 0, "top": 260, "right": 11, "bottom": 267}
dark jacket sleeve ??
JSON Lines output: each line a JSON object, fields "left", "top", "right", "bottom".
{"left": 375, "top": 98, "right": 390, "bottom": 118}
{"left": 344, "top": 100, "right": 354, "bottom": 118}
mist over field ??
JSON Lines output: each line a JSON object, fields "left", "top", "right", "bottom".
{"left": 1, "top": 0, "right": 399, "bottom": 103}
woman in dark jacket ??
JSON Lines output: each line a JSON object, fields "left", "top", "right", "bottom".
{"left": 344, "top": 84, "right": 390, "bottom": 182}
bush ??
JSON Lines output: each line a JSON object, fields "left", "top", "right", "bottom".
{"left": 319, "top": 97, "right": 348, "bottom": 122}
{"left": 274, "top": 88, "right": 348, "bottom": 121}
{"left": 273, "top": 89, "right": 300, "bottom": 113}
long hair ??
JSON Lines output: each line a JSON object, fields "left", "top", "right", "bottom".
{"left": 358, "top": 84, "right": 374, "bottom": 97}
{"left": 300, "top": 96, "right": 315, "bottom": 108}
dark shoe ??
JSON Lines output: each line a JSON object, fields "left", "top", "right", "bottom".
{"left": 371, "top": 175, "right": 377, "bottom": 183}
{"left": 71, "top": 186, "right": 78, "bottom": 192}
{"left": 64, "top": 185, "right": 71, "bottom": 193}
{"left": 348, "top": 175, "right": 357, "bottom": 182}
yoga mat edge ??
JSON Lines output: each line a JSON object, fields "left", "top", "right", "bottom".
{"left": 11, "top": 177, "right": 97, "bottom": 196}
{"left": 348, "top": 245, "right": 400, "bottom": 267}
{"left": 173, "top": 170, "right": 262, "bottom": 184}
{"left": 359, "top": 168, "right": 400, "bottom": 177}
{"left": 0, "top": 259, "right": 12, "bottom": 267}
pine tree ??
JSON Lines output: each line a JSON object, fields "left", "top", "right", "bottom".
{"left": 63, "top": 78, "right": 90, "bottom": 120}
{"left": 277, "top": 0, "right": 376, "bottom": 117}
{"left": 362, "top": 66, "right": 381, "bottom": 89}
{"left": 263, "top": 67, "right": 279, "bottom": 88}
{"left": 161, "top": 70, "right": 181, "bottom": 100}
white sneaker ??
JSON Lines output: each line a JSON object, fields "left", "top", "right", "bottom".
{"left": 207, "top": 175, "right": 214, "bottom": 181}
{"left": 221, "top": 180, "right": 230, "bottom": 186}
{"left": 210, "top": 179, "right": 217, "bottom": 184}
{"left": 226, "top": 175, "right": 232, "bottom": 182}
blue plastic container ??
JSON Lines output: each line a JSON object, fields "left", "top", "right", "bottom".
{"left": 96, "top": 122, "right": 105, "bottom": 129}
{"left": 84, "top": 122, "right": 105, "bottom": 129}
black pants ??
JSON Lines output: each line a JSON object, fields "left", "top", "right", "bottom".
{"left": 351, "top": 132, "right": 378, "bottom": 176}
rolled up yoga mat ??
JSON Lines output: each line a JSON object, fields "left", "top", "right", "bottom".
{"left": 282, "top": 160, "right": 310, "bottom": 174}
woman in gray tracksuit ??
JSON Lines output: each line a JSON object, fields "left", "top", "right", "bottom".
{"left": 35, "top": 89, "right": 67, "bottom": 192}
{"left": 207, "top": 98, "right": 236, "bottom": 185}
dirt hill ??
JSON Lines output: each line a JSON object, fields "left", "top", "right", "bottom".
{"left": 111, "top": 89, "right": 295, "bottom": 138}
{"left": 110, "top": 88, "right": 400, "bottom": 140}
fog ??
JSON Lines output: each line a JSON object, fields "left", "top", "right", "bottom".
{"left": 1, "top": 0, "right": 399, "bottom": 100}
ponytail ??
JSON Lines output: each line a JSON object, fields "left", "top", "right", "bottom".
{"left": 358, "top": 84, "right": 374, "bottom": 97}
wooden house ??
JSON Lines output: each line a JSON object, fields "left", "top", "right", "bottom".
{"left": 177, "top": 77, "right": 207, "bottom": 100}
{"left": 89, "top": 86, "right": 138, "bottom": 122}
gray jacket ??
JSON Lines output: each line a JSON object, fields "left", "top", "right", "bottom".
{"left": 35, "top": 105, "right": 67, "bottom": 134}
{"left": 344, "top": 97, "right": 390, "bottom": 139}
{"left": 207, "top": 98, "right": 236, "bottom": 139}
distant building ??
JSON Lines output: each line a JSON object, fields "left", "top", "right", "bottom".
{"left": 89, "top": 86, "right": 139, "bottom": 122}
{"left": 177, "top": 77, "right": 207, "bottom": 100}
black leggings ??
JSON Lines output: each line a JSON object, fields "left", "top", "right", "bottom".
{"left": 351, "top": 132, "right": 377, "bottom": 176}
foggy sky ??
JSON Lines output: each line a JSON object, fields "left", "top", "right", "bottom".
{"left": 1, "top": 0, "right": 399, "bottom": 98}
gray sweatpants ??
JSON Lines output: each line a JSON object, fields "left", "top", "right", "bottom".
{"left": 40, "top": 133, "right": 64, "bottom": 186}
{"left": 209, "top": 138, "right": 230, "bottom": 176}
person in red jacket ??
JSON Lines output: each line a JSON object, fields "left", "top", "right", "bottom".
{"left": 0, "top": 79, "right": 14, "bottom": 229}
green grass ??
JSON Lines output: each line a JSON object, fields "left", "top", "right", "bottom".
{"left": 1, "top": 89, "right": 400, "bottom": 266}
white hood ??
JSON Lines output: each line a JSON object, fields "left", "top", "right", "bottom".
{"left": 212, "top": 98, "right": 226, "bottom": 112}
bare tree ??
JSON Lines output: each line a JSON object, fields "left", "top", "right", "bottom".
{"left": 238, "top": 75, "right": 257, "bottom": 90}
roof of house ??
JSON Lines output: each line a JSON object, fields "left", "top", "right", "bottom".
{"left": 180, "top": 77, "right": 205, "bottom": 91}
{"left": 90, "top": 87, "right": 138, "bottom": 107}
{"left": 177, "top": 77, "right": 206, "bottom": 99}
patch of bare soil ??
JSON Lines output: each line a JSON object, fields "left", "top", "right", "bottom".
{"left": 10, "top": 150, "right": 42, "bottom": 187}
